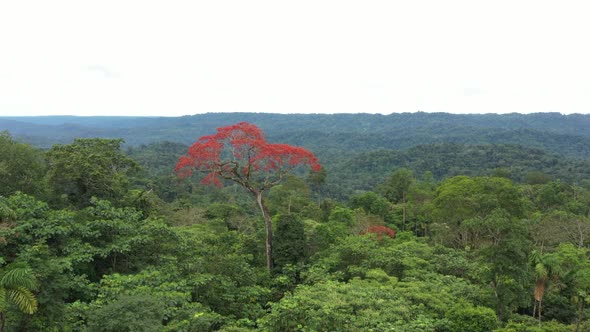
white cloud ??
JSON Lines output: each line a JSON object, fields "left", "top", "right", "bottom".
{"left": 0, "top": 0, "right": 589, "bottom": 116}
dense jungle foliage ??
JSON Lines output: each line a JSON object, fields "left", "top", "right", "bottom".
{"left": 1, "top": 113, "right": 590, "bottom": 331}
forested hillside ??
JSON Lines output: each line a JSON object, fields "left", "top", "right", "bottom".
{"left": 2, "top": 112, "right": 590, "bottom": 158}
{"left": 2, "top": 115, "right": 590, "bottom": 331}
{"left": 127, "top": 141, "right": 590, "bottom": 201}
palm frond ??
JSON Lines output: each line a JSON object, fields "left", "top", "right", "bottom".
{"left": 7, "top": 287, "right": 38, "bottom": 314}
{"left": 0, "top": 287, "right": 6, "bottom": 312}
{"left": 0, "top": 265, "right": 37, "bottom": 290}
{"left": 535, "top": 263, "right": 548, "bottom": 279}
{"left": 530, "top": 249, "right": 542, "bottom": 264}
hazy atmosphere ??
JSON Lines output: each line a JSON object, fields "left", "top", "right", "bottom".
{"left": 1, "top": 0, "right": 589, "bottom": 116}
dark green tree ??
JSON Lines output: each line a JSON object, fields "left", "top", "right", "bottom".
{"left": 268, "top": 176, "right": 313, "bottom": 216}
{"left": 349, "top": 192, "right": 391, "bottom": 222}
{"left": 86, "top": 294, "right": 165, "bottom": 332}
{"left": 446, "top": 303, "right": 498, "bottom": 332}
{"left": 379, "top": 168, "right": 414, "bottom": 230}
{"left": 431, "top": 176, "right": 525, "bottom": 247}
{"left": 273, "top": 214, "right": 307, "bottom": 270}
{"left": 45, "top": 138, "right": 138, "bottom": 208}
{"left": 0, "top": 132, "right": 46, "bottom": 198}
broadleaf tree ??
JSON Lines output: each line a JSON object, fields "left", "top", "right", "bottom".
{"left": 45, "top": 138, "right": 138, "bottom": 208}
{"left": 175, "top": 122, "right": 321, "bottom": 271}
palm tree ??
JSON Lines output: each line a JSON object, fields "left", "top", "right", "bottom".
{"left": 0, "top": 263, "right": 38, "bottom": 332}
{"left": 530, "top": 250, "right": 561, "bottom": 324}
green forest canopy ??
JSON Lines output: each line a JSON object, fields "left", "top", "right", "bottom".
{"left": 1, "top": 114, "right": 590, "bottom": 331}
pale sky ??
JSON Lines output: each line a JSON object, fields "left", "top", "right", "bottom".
{"left": 1, "top": 0, "right": 589, "bottom": 116}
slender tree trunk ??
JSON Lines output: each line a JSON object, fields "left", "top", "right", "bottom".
{"left": 538, "top": 299, "right": 543, "bottom": 324}
{"left": 112, "top": 252, "right": 117, "bottom": 272}
{"left": 402, "top": 192, "right": 406, "bottom": 231}
{"left": 0, "top": 312, "right": 5, "bottom": 332}
{"left": 533, "top": 278, "right": 547, "bottom": 325}
{"left": 492, "top": 279, "right": 506, "bottom": 322}
{"left": 255, "top": 192, "right": 273, "bottom": 272}
{"left": 576, "top": 300, "right": 584, "bottom": 332}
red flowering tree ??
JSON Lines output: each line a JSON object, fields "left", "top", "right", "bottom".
{"left": 362, "top": 225, "right": 396, "bottom": 240}
{"left": 175, "top": 122, "right": 321, "bottom": 271}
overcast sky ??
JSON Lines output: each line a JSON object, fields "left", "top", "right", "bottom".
{"left": 1, "top": 1, "right": 589, "bottom": 116}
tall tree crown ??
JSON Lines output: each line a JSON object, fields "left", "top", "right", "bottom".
{"left": 175, "top": 122, "right": 321, "bottom": 191}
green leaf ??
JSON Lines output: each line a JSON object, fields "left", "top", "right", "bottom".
{"left": 7, "top": 287, "right": 38, "bottom": 314}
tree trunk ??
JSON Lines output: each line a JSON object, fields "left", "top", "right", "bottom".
{"left": 534, "top": 278, "right": 547, "bottom": 326}
{"left": 256, "top": 192, "right": 274, "bottom": 272}
{"left": 402, "top": 192, "right": 406, "bottom": 231}
{"left": 576, "top": 299, "right": 584, "bottom": 332}
{"left": 538, "top": 299, "right": 543, "bottom": 324}
{"left": 0, "top": 312, "right": 5, "bottom": 332}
